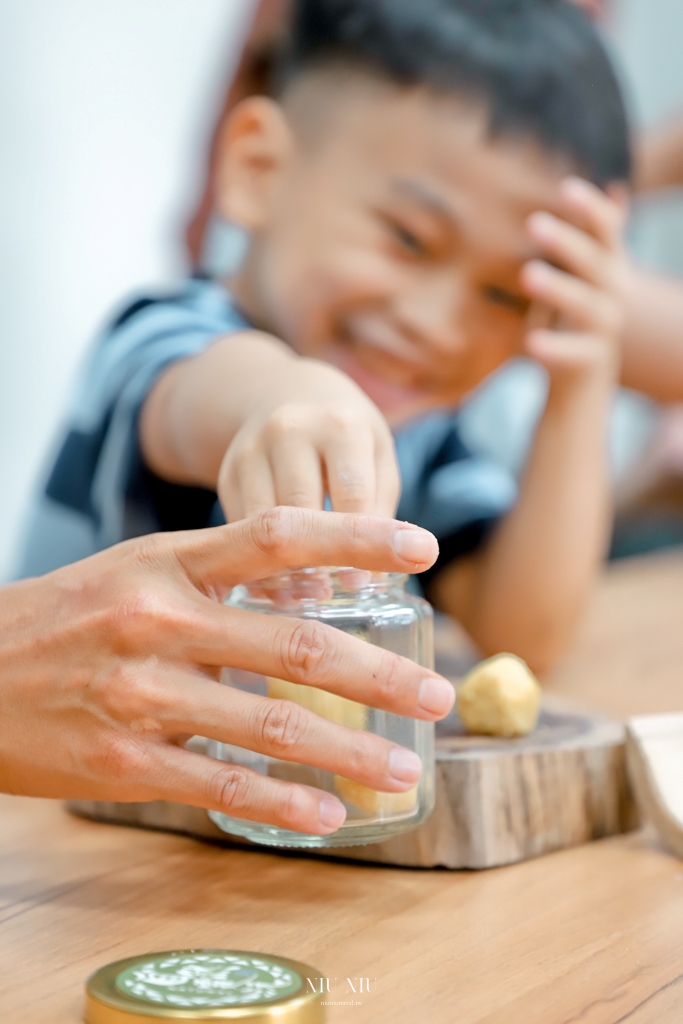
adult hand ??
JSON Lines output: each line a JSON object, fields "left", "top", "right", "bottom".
{"left": 0, "top": 508, "right": 453, "bottom": 835}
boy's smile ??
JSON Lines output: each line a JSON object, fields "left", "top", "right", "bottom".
{"left": 222, "top": 75, "right": 576, "bottom": 424}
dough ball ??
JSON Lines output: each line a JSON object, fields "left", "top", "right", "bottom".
{"left": 267, "top": 677, "right": 366, "bottom": 729}
{"left": 334, "top": 776, "right": 418, "bottom": 814}
{"left": 457, "top": 654, "right": 541, "bottom": 738}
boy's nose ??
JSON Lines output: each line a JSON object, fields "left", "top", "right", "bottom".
{"left": 392, "top": 272, "right": 466, "bottom": 354}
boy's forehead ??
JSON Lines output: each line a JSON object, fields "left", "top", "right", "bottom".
{"left": 299, "top": 82, "right": 572, "bottom": 261}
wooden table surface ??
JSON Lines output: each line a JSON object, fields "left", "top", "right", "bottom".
{"left": 3, "top": 550, "right": 683, "bottom": 1024}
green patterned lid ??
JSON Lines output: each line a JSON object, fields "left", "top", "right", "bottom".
{"left": 85, "top": 949, "right": 325, "bottom": 1022}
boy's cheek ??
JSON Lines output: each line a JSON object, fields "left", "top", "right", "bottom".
{"left": 451, "top": 310, "right": 527, "bottom": 385}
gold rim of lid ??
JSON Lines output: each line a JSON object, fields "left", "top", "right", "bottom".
{"left": 85, "top": 949, "right": 325, "bottom": 1023}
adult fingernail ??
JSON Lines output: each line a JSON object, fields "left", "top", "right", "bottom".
{"left": 389, "top": 747, "right": 422, "bottom": 783}
{"left": 392, "top": 528, "right": 438, "bottom": 564}
{"left": 319, "top": 796, "right": 346, "bottom": 831}
{"left": 419, "top": 676, "right": 455, "bottom": 716}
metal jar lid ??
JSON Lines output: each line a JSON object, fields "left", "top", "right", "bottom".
{"left": 85, "top": 949, "right": 325, "bottom": 1023}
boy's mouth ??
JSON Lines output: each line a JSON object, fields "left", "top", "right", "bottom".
{"left": 341, "top": 312, "right": 424, "bottom": 371}
{"left": 331, "top": 314, "right": 441, "bottom": 421}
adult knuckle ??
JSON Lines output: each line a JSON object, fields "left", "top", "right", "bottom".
{"left": 85, "top": 732, "right": 150, "bottom": 782}
{"left": 108, "top": 587, "right": 182, "bottom": 650}
{"left": 260, "top": 699, "right": 308, "bottom": 753}
{"left": 249, "top": 506, "right": 299, "bottom": 558}
{"left": 98, "top": 661, "right": 167, "bottom": 726}
{"left": 208, "top": 765, "right": 251, "bottom": 812}
{"left": 98, "top": 662, "right": 145, "bottom": 718}
{"left": 281, "top": 619, "right": 329, "bottom": 681}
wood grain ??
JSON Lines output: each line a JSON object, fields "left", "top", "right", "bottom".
{"left": 546, "top": 548, "right": 683, "bottom": 716}
{"left": 4, "top": 550, "right": 683, "bottom": 1024}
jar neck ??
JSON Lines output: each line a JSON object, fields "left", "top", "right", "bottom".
{"left": 242, "top": 567, "right": 407, "bottom": 607}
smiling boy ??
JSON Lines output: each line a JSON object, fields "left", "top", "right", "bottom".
{"left": 22, "top": 0, "right": 631, "bottom": 673}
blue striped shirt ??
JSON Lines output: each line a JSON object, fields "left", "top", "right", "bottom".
{"left": 16, "top": 278, "right": 517, "bottom": 587}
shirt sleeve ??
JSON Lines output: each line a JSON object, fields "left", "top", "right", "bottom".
{"left": 16, "top": 280, "right": 241, "bottom": 578}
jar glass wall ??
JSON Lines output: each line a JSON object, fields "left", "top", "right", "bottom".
{"left": 208, "top": 567, "right": 435, "bottom": 848}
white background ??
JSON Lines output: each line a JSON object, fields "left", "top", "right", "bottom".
{"left": 0, "top": 0, "right": 253, "bottom": 578}
{"left": 0, "top": 0, "right": 682, "bottom": 580}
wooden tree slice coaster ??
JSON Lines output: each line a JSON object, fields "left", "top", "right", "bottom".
{"left": 68, "top": 697, "right": 638, "bottom": 870}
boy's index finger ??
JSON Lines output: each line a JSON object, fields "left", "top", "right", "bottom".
{"left": 559, "top": 176, "right": 626, "bottom": 250}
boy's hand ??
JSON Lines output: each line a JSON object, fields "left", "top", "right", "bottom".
{"left": 217, "top": 360, "right": 400, "bottom": 522}
{"left": 522, "top": 176, "right": 628, "bottom": 393}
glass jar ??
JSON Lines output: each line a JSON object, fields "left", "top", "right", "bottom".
{"left": 208, "top": 567, "right": 435, "bottom": 849}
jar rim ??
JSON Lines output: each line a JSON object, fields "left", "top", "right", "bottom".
{"left": 240, "top": 566, "right": 407, "bottom": 605}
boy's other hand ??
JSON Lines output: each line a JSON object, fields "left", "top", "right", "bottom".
{"left": 217, "top": 360, "right": 401, "bottom": 522}
{"left": 521, "top": 177, "right": 628, "bottom": 393}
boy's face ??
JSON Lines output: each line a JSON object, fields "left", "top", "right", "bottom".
{"left": 222, "top": 77, "right": 573, "bottom": 423}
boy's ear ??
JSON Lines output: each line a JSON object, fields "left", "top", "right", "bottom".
{"left": 214, "top": 97, "right": 294, "bottom": 230}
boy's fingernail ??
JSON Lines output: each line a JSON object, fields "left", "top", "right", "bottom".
{"left": 523, "top": 260, "right": 552, "bottom": 286}
{"left": 319, "top": 796, "right": 346, "bottom": 831}
{"left": 389, "top": 748, "right": 423, "bottom": 783}
{"left": 419, "top": 676, "right": 455, "bottom": 716}
{"left": 392, "top": 528, "right": 438, "bottom": 564}
{"left": 562, "top": 176, "right": 592, "bottom": 201}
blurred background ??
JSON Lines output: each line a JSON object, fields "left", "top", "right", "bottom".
{"left": 1, "top": 0, "right": 683, "bottom": 580}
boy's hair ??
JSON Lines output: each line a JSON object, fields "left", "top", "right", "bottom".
{"left": 276, "top": 0, "right": 631, "bottom": 186}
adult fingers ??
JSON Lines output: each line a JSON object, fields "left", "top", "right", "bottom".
{"left": 148, "top": 618, "right": 453, "bottom": 716}
{"left": 172, "top": 507, "right": 439, "bottom": 592}
{"left": 148, "top": 745, "right": 347, "bottom": 835}
{"left": 143, "top": 677, "right": 423, "bottom": 794}
{"left": 172, "top": 607, "right": 455, "bottom": 718}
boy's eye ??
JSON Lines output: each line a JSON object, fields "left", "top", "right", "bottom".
{"left": 389, "top": 222, "right": 429, "bottom": 258}
{"left": 483, "top": 284, "right": 529, "bottom": 315}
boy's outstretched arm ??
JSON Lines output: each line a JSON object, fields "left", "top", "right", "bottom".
{"left": 139, "top": 328, "right": 400, "bottom": 520}
{"left": 431, "top": 179, "right": 627, "bottom": 676}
